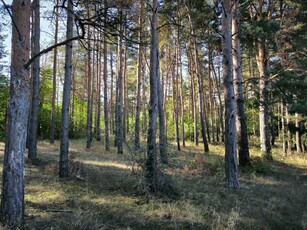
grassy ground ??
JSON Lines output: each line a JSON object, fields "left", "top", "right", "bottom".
{"left": 0, "top": 138, "right": 307, "bottom": 230}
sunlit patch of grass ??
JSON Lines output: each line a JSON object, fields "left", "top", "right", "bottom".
{"left": 82, "top": 160, "right": 132, "bottom": 170}
{"left": 0, "top": 138, "right": 306, "bottom": 229}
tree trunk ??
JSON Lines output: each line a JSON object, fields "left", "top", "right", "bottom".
{"left": 286, "top": 105, "right": 292, "bottom": 155}
{"left": 115, "top": 6, "right": 124, "bottom": 154}
{"left": 123, "top": 35, "right": 128, "bottom": 140}
{"left": 1, "top": 0, "right": 30, "bottom": 227}
{"left": 146, "top": 0, "right": 159, "bottom": 191}
{"left": 195, "top": 46, "right": 209, "bottom": 152}
{"left": 208, "top": 47, "right": 215, "bottom": 144}
{"left": 50, "top": 0, "right": 59, "bottom": 144}
{"left": 28, "top": 0, "right": 40, "bottom": 160}
{"left": 184, "top": 3, "right": 209, "bottom": 152}
{"left": 59, "top": 0, "right": 73, "bottom": 178}
{"left": 232, "top": 0, "right": 250, "bottom": 166}
{"left": 179, "top": 49, "right": 185, "bottom": 147}
{"left": 254, "top": 0, "right": 272, "bottom": 159}
{"left": 103, "top": 15, "right": 110, "bottom": 151}
{"left": 295, "top": 113, "right": 302, "bottom": 154}
{"left": 172, "top": 48, "right": 180, "bottom": 151}
{"left": 157, "top": 49, "right": 168, "bottom": 163}
{"left": 211, "top": 58, "right": 225, "bottom": 142}
{"left": 95, "top": 38, "right": 102, "bottom": 141}
{"left": 222, "top": 0, "right": 240, "bottom": 188}
{"left": 110, "top": 51, "right": 114, "bottom": 135}
{"left": 281, "top": 102, "right": 286, "bottom": 155}
{"left": 187, "top": 46, "right": 198, "bottom": 145}
{"left": 134, "top": 0, "right": 143, "bottom": 149}
{"left": 86, "top": 10, "right": 93, "bottom": 149}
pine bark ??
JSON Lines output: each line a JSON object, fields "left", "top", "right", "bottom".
{"left": 86, "top": 12, "right": 93, "bottom": 149}
{"left": 115, "top": 6, "right": 124, "bottom": 154}
{"left": 134, "top": 0, "right": 143, "bottom": 149}
{"left": 222, "top": 0, "right": 240, "bottom": 188}
{"left": 295, "top": 113, "right": 302, "bottom": 154}
{"left": 157, "top": 49, "right": 168, "bottom": 163}
{"left": 28, "top": 0, "right": 40, "bottom": 160}
{"left": 59, "top": 0, "right": 74, "bottom": 178}
{"left": 103, "top": 25, "right": 110, "bottom": 151}
{"left": 95, "top": 38, "right": 102, "bottom": 141}
{"left": 232, "top": 0, "right": 250, "bottom": 166}
{"left": 146, "top": 0, "right": 159, "bottom": 190}
{"left": 50, "top": 0, "right": 59, "bottom": 144}
{"left": 1, "top": 0, "right": 31, "bottom": 227}
{"left": 254, "top": 0, "right": 272, "bottom": 159}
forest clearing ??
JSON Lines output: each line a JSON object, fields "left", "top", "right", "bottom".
{"left": 0, "top": 139, "right": 306, "bottom": 229}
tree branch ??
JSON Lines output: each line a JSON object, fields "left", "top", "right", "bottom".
{"left": 24, "top": 35, "right": 82, "bottom": 69}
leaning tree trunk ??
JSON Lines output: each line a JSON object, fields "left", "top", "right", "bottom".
{"left": 28, "top": 0, "right": 40, "bottom": 160}
{"left": 145, "top": 0, "right": 159, "bottom": 191}
{"left": 1, "top": 0, "right": 31, "bottom": 227}
{"left": 232, "top": 0, "right": 250, "bottom": 166}
{"left": 59, "top": 0, "right": 74, "bottom": 178}
{"left": 222, "top": 0, "right": 240, "bottom": 188}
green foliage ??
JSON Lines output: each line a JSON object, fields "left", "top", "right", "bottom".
{"left": 36, "top": 67, "right": 88, "bottom": 140}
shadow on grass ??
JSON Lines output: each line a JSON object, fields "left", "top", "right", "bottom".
{"left": 18, "top": 140, "right": 307, "bottom": 230}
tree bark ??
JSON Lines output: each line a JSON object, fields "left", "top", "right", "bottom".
{"left": 281, "top": 102, "right": 286, "bottom": 155}
{"left": 295, "top": 113, "right": 302, "bottom": 154}
{"left": 115, "top": 6, "right": 124, "bottom": 154}
{"left": 86, "top": 10, "right": 93, "bottom": 149}
{"left": 28, "top": 0, "right": 40, "bottom": 160}
{"left": 134, "top": 0, "right": 143, "bottom": 149}
{"left": 286, "top": 105, "right": 291, "bottom": 155}
{"left": 157, "top": 48, "right": 168, "bottom": 163}
{"left": 50, "top": 0, "right": 59, "bottom": 144}
{"left": 222, "top": 0, "right": 240, "bottom": 188}
{"left": 59, "top": 0, "right": 74, "bottom": 178}
{"left": 172, "top": 48, "right": 180, "bottom": 151}
{"left": 95, "top": 37, "right": 102, "bottom": 141}
{"left": 103, "top": 14, "right": 110, "bottom": 151}
{"left": 1, "top": 0, "right": 31, "bottom": 227}
{"left": 146, "top": 0, "right": 159, "bottom": 191}
{"left": 254, "top": 0, "right": 272, "bottom": 159}
{"left": 232, "top": 0, "right": 250, "bottom": 167}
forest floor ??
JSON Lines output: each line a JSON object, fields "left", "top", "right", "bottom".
{"left": 0, "top": 137, "right": 307, "bottom": 230}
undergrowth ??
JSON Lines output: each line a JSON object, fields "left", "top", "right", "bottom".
{"left": 0, "top": 140, "right": 306, "bottom": 229}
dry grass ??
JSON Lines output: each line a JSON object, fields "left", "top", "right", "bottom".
{"left": 0, "top": 139, "right": 306, "bottom": 229}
